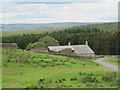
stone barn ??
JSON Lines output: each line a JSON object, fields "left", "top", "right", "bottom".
{"left": 0, "top": 43, "right": 18, "bottom": 49}
{"left": 48, "top": 41, "right": 95, "bottom": 57}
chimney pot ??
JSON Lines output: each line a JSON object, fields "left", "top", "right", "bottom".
{"left": 85, "top": 41, "right": 88, "bottom": 45}
{"left": 68, "top": 42, "right": 71, "bottom": 46}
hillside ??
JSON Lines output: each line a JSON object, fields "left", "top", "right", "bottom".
{"left": 2, "top": 22, "right": 119, "bottom": 55}
{"left": 79, "top": 22, "right": 118, "bottom": 32}
{"left": 2, "top": 27, "right": 66, "bottom": 37}
{"left": 1, "top": 22, "right": 96, "bottom": 32}
{"left": 2, "top": 48, "right": 118, "bottom": 88}
{"left": 2, "top": 22, "right": 118, "bottom": 37}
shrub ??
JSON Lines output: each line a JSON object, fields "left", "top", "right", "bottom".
{"left": 81, "top": 76, "right": 97, "bottom": 83}
{"left": 79, "top": 72, "right": 82, "bottom": 75}
{"left": 26, "top": 42, "right": 46, "bottom": 50}
{"left": 96, "top": 64, "right": 99, "bottom": 66}
{"left": 61, "top": 78, "right": 66, "bottom": 81}
{"left": 41, "top": 65, "right": 47, "bottom": 67}
{"left": 58, "top": 80, "right": 63, "bottom": 83}
{"left": 70, "top": 77, "right": 77, "bottom": 81}
{"left": 102, "top": 73, "right": 117, "bottom": 82}
{"left": 26, "top": 43, "right": 34, "bottom": 50}
{"left": 38, "top": 36, "right": 59, "bottom": 47}
{"left": 26, "top": 36, "right": 59, "bottom": 50}
{"left": 86, "top": 83, "right": 98, "bottom": 88}
{"left": 38, "top": 79, "right": 45, "bottom": 83}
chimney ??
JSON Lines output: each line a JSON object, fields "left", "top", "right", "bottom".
{"left": 68, "top": 42, "right": 71, "bottom": 46}
{"left": 85, "top": 41, "right": 88, "bottom": 45}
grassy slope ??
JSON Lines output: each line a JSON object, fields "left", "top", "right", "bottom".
{"left": 0, "top": 48, "right": 2, "bottom": 89}
{"left": 2, "top": 49, "right": 118, "bottom": 88}
{"left": 2, "top": 22, "right": 118, "bottom": 37}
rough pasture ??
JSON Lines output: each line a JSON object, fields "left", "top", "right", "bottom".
{"left": 2, "top": 49, "right": 119, "bottom": 88}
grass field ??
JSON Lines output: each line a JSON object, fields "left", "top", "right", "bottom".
{"left": 2, "top": 48, "right": 119, "bottom": 88}
{"left": 0, "top": 48, "right": 2, "bottom": 89}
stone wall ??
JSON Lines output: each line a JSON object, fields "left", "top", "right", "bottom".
{"left": 0, "top": 43, "right": 18, "bottom": 49}
{"left": 30, "top": 48, "right": 48, "bottom": 53}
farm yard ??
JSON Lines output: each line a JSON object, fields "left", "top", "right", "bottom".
{"left": 2, "top": 48, "right": 119, "bottom": 88}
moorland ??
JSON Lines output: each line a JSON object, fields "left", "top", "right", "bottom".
{"left": 2, "top": 22, "right": 119, "bottom": 88}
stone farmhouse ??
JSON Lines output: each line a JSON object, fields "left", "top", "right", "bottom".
{"left": 48, "top": 41, "right": 95, "bottom": 57}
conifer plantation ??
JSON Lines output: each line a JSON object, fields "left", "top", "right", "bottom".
{"left": 2, "top": 23, "right": 119, "bottom": 55}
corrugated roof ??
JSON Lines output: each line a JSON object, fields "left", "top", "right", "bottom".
{"left": 48, "top": 45, "right": 94, "bottom": 54}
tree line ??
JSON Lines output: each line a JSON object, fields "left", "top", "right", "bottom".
{"left": 2, "top": 26, "right": 119, "bottom": 55}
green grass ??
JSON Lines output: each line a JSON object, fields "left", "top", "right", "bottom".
{"left": 103, "top": 58, "right": 119, "bottom": 66}
{"left": 0, "top": 48, "right": 2, "bottom": 89}
{"left": 2, "top": 48, "right": 119, "bottom": 88}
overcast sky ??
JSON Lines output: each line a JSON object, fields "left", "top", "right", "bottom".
{"left": 0, "top": 0, "right": 119, "bottom": 24}
{"left": 1, "top": 0, "right": 119, "bottom": 3}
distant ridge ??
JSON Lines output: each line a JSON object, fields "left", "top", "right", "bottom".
{"left": 1, "top": 22, "right": 104, "bottom": 32}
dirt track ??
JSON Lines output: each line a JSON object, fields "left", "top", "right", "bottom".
{"left": 94, "top": 57, "right": 120, "bottom": 73}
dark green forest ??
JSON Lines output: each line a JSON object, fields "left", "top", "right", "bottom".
{"left": 2, "top": 23, "right": 119, "bottom": 55}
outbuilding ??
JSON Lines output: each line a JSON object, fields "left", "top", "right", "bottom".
{"left": 0, "top": 43, "right": 18, "bottom": 49}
